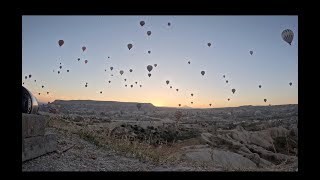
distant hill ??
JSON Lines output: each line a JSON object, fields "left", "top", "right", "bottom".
{"left": 181, "top": 105, "right": 193, "bottom": 109}
{"left": 47, "top": 100, "right": 156, "bottom": 114}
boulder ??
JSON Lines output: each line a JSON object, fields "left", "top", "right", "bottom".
{"left": 180, "top": 148, "right": 257, "bottom": 170}
{"left": 22, "top": 114, "right": 47, "bottom": 138}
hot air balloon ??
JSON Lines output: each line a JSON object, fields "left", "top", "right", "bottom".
{"left": 34, "top": 80, "right": 36, "bottom": 82}
{"left": 67, "top": 70, "right": 69, "bottom": 72}
{"left": 38, "top": 93, "right": 40, "bottom": 95}
{"left": 147, "top": 31, "right": 151, "bottom": 36}
{"left": 100, "top": 91, "right": 102, "bottom": 94}
{"left": 82, "top": 46, "right": 86, "bottom": 52}
{"left": 179, "top": 104, "right": 181, "bottom": 107}
{"left": 228, "top": 98, "right": 230, "bottom": 101}
{"left": 148, "top": 73, "right": 151, "bottom": 77}
{"left": 223, "top": 75, "right": 225, "bottom": 78}
{"left": 108, "top": 81, "right": 111, "bottom": 83}
{"left": 209, "top": 104, "right": 212, "bottom": 106}
{"left": 166, "top": 80, "right": 169, "bottom": 85}
{"left": 129, "top": 69, "right": 133, "bottom": 72}
{"left": 124, "top": 79, "right": 127, "bottom": 81}
{"left": 168, "top": 22, "right": 171, "bottom": 26}
{"left": 85, "top": 60, "right": 88, "bottom": 64}
{"left": 110, "top": 67, "right": 113, "bottom": 71}
{"left": 208, "top": 43, "right": 211, "bottom": 47}
{"left": 108, "top": 56, "right": 110, "bottom": 59}
{"left": 191, "top": 102, "right": 193, "bottom": 104}
{"left": 25, "top": 76, "right": 27, "bottom": 79}
{"left": 23, "top": 82, "right": 24, "bottom": 85}
{"left": 47, "top": 92, "right": 49, "bottom": 94}
{"left": 131, "top": 85, "right": 133, "bottom": 88}
{"left": 154, "top": 64, "right": 157, "bottom": 67}
{"left": 201, "top": 71, "right": 205, "bottom": 76}
{"left": 140, "top": 85, "right": 142, "bottom": 87}
{"left": 226, "top": 80, "right": 228, "bottom": 83}
{"left": 282, "top": 29, "right": 294, "bottom": 45}
{"left": 264, "top": 99, "right": 267, "bottom": 103}
{"left": 59, "top": 66, "right": 62, "bottom": 69}
{"left": 78, "top": 58, "right": 80, "bottom": 61}
{"left": 42, "top": 85, "right": 44, "bottom": 88}
{"left": 111, "top": 74, "right": 113, "bottom": 76}
{"left": 188, "top": 61, "right": 191, "bottom": 65}
{"left": 120, "top": 70, "right": 124, "bottom": 75}
{"left": 259, "top": 85, "right": 261, "bottom": 88}
{"left": 191, "top": 93, "right": 193, "bottom": 96}
{"left": 148, "top": 51, "right": 151, "bottom": 54}
{"left": 289, "top": 82, "right": 292, "bottom": 86}
{"left": 147, "top": 65, "right": 153, "bottom": 72}
{"left": 232, "top": 89, "right": 236, "bottom": 94}
{"left": 29, "top": 74, "right": 32, "bottom": 78}
{"left": 127, "top": 43, "right": 133, "bottom": 50}
{"left": 105, "top": 69, "right": 106, "bottom": 72}
{"left": 85, "top": 85, "right": 87, "bottom": 87}
{"left": 140, "top": 21, "right": 145, "bottom": 27}
{"left": 170, "top": 86, "right": 172, "bottom": 88}
{"left": 176, "top": 89, "right": 179, "bottom": 92}
{"left": 58, "top": 71, "right": 60, "bottom": 74}
{"left": 60, "top": 63, "right": 61, "bottom": 65}
{"left": 125, "top": 85, "right": 127, "bottom": 87}
{"left": 135, "top": 82, "right": 137, "bottom": 84}
{"left": 58, "top": 40, "right": 64, "bottom": 47}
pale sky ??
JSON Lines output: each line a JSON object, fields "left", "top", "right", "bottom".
{"left": 22, "top": 15, "right": 298, "bottom": 108}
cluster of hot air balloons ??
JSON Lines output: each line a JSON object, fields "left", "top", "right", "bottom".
{"left": 23, "top": 73, "right": 51, "bottom": 99}
{"left": 147, "top": 65, "right": 153, "bottom": 77}
{"left": 26, "top": 19, "right": 295, "bottom": 108}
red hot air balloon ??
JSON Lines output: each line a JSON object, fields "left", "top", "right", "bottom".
{"left": 82, "top": 46, "right": 86, "bottom": 52}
